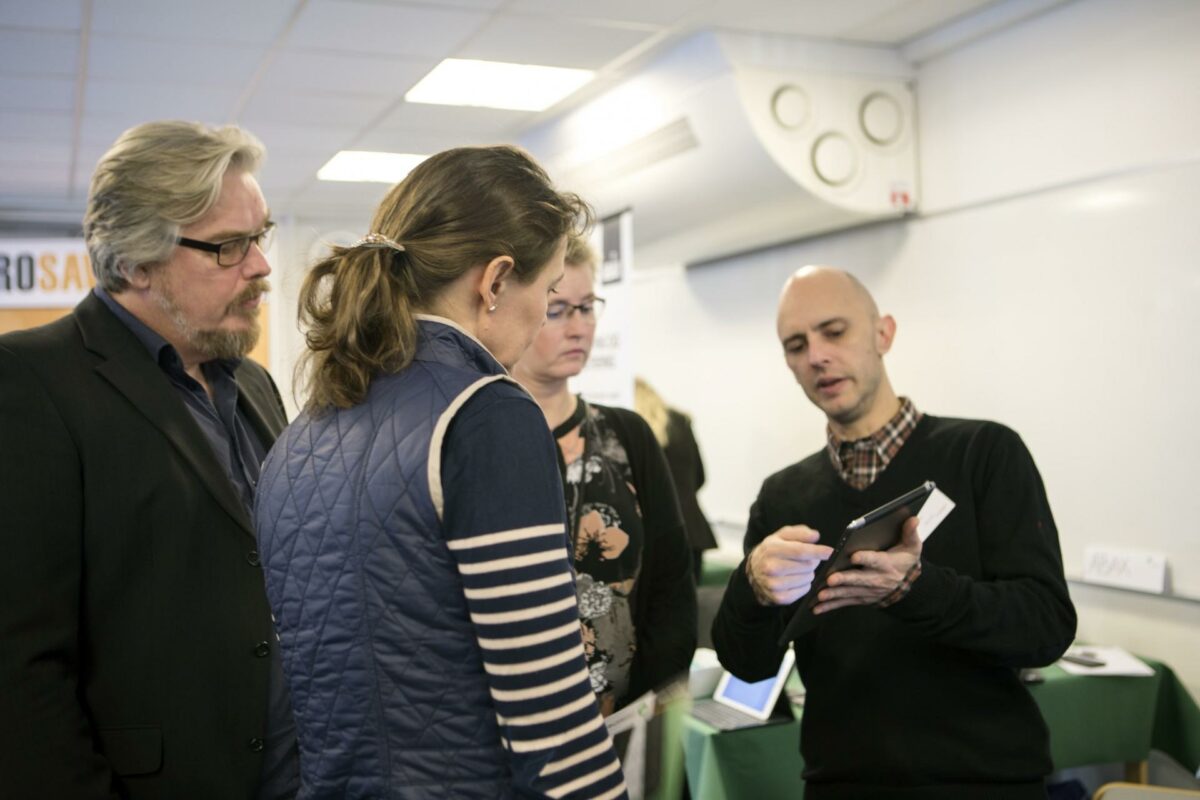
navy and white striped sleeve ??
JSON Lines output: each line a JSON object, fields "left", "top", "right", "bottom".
{"left": 438, "top": 382, "right": 628, "bottom": 800}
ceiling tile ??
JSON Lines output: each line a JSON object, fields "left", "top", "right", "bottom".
{"left": 75, "top": 145, "right": 112, "bottom": 175}
{"left": 88, "top": 36, "right": 264, "bottom": 86}
{"left": 842, "top": 0, "right": 996, "bottom": 42}
{"left": 0, "top": 29, "right": 79, "bottom": 76}
{"left": 441, "top": 0, "right": 507, "bottom": 8}
{"left": 237, "top": 122, "right": 361, "bottom": 157}
{"left": 0, "top": 76, "right": 76, "bottom": 113}
{"left": 373, "top": 101, "right": 530, "bottom": 136}
{"left": 0, "top": 111, "right": 73, "bottom": 143}
{"left": 80, "top": 115, "right": 152, "bottom": 147}
{"left": 257, "top": 153, "right": 331, "bottom": 193}
{"left": 0, "top": 0, "right": 84, "bottom": 31}
{"left": 287, "top": 178, "right": 391, "bottom": 216}
{"left": 90, "top": 0, "right": 299, "bottom": 46}
{"left": 697, "top": 0, "right": 909, "bottom": 39}
{"left": 258, "top": 49, "right": 432, "bottom": 96}
{"left": 456, "top": 15, "right": 658, "bottom": 70}
{"left": 299, "top": 180, "right": 393, "bottom": 202}
{"left": 351, "top": 127, "right": 500, "bottom": 156}
{"left": 287, "top": 1, "right": 487, "bottom": 58}
{"left": 238, "top": 90, "right": 394, "bottom": 129}
{"left": 72, "top": 161, "right": 96, "bottom": 197}
{"left": 0, "top": 140, "right": 73, "bottom": 166}
{"left": 0, "top": 161, "right": 72, "bottom": 195}
{"left": 285, "top": 199, "right": 380, "bottom": 222}
{"left": 324, "top": 0, "right": 506, "bottom": 9}
{"left": 84, "top": 80, "right": 242, "bottom": 120}
{"left": 504, "top": 0, "right": 697, "bottom": 27}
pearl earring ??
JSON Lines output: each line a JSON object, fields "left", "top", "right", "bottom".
{"left": 488, "top": 303, "right": 497, "bottom": 312}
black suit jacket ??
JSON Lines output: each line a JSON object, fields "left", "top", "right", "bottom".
{"left": 0, "top": 292, "right": 288, "bottom": 799}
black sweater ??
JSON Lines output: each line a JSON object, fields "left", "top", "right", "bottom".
{"left": 712, "top": 415, "right": 1076, "bottom": 799}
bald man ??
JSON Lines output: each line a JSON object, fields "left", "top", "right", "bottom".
{"left": 711, "top": 267, "right": 1076, "bottom": 800}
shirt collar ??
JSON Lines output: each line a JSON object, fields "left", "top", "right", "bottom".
{"left": 826, "top": 396, "right": 922, "bottom": 479}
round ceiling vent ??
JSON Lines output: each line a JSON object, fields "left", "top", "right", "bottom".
{"left": 859, "top": 91, "right": 903, "bottom": 146}
{"left": 770, "top": 84, "right": 811, "bottom": 131}
{"left": 811, "top": 132, "right": 858, "bottom": 187}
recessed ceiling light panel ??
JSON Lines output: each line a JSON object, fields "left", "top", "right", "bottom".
{"left": 317, "top": 151, "right": 428, "bottom": 183}
{"left": 405, "top": 58, "right": 594, "bottom": 112}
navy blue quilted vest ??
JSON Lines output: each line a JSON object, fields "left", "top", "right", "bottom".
{"left": 255, "top": 319, "right": 518, "bottom": 799}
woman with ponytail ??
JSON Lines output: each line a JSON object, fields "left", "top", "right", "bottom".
{"left": 254, "top": 146, "right": 627, "bottom": 799}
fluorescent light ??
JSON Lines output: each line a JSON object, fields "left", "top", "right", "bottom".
{"left": 405, "top": 58, "right": 594, "bottom": 112}
{"left": 317, "top": 151, "right": 428, "bottom": 183}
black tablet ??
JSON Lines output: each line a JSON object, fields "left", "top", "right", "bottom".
{"left": 777, "top": 481, "right": 935, "bottom": 644}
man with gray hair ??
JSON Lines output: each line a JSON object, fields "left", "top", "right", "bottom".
{"left": 0, "top": 121, "right": 297, "bottom": 799}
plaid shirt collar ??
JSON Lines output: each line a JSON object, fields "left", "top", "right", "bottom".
{"left": 826, "top": 397, "right": 922, "bottom": 490}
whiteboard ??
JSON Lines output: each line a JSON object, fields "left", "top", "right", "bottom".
{"left": 636, "top": 157, "right": 1200, "bottom": 600}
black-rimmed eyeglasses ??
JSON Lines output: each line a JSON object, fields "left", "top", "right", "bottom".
{"left": 546, "top": 297, "right": 606, "bottom": 325}
{"left": 177, "top": 222, "right": 276, "bottom": 268}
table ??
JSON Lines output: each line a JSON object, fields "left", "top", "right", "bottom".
{"left": 1033, "top": 659, "right": 1200, "bottom": 781}
{"left": 681, "top": 658, "right": 1200, "bottom": 799}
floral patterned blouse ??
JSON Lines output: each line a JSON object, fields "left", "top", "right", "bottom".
{"left": 552, "top": 397, "right": 696, "bottom": 715}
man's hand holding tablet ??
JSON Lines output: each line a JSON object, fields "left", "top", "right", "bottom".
{"left": 815, "top": 515, "right": 922, "bottom": 613}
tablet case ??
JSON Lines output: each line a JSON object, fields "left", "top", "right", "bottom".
{"left": 777, "top": 481, "right": 935, "bottom": 644}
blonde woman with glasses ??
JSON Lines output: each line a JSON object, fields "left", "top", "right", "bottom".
{"left": 513, "top": 235, "right": 696, "bottom": 716}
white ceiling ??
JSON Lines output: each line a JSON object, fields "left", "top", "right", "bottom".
{"left": 0, "top": 0, "right": 1001, "bottom": 227}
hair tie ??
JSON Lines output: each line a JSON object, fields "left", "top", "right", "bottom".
{"left": 353, "top": 233, "right": 406, "bottom": 253}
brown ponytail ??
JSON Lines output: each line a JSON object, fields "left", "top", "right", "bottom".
{"left": 297, "top": 244, "right": 418, "bottom": 410}
{"left": 297, "top": 145, "right": 591, "bottom": 410}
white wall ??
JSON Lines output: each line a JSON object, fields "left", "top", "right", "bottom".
{"left": 633, "top": 0, "right": 1200, "bottom": 693}
{"left": 268, "top": 215, "right": 364, "bottom": 420}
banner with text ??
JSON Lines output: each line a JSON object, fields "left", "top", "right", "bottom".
{"left": 572, "top": 210, "right": 634, "bottom": 409}
{"left": 0, "top": 239, "right": 95, "bottom": 308}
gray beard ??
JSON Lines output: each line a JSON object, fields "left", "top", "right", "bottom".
{"left": 151, "top": 283, "right": 260, "bottom": 361}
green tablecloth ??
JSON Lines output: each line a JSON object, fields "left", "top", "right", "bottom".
{"left": 681, "top": 658, "right": 1200, "bottom": 799}
{"left": 1032, "top": 659, "right": 1200, "bottom": 769}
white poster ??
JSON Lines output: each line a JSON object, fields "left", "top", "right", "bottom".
{"left": 0, "top": 239, "right": 94, "bottom": 308}
{"left": 572, "top": 210, "right": 634, "bottom": 409}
